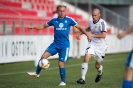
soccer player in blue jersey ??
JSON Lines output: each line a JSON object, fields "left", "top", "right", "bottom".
{"left": 27, "top": 5, "right": 91, "bottom": 86}
{"left": 117, "top": 26, "right": 133, "bottom": 88}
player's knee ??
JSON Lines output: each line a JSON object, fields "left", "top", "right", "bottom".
{"left": 41, "top": 54, "right": 45, "bottom": 59}
{"left": 58, "top": 61, "right": 64, "bottom": 68}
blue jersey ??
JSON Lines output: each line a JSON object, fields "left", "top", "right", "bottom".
{"left": 46, "top": 16, "right": 77, "bottom": 48}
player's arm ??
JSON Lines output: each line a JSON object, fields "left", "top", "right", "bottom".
{"left": 85, "top": 27, "right": 91, "bottom": 32}
{"left": 78, "top": 27, "right": 91, "bottom": 35}
{"left": 75, "top": 24, "right": 91, "bottom": 41}
{"left": 76, "top": 26, "right": 92, "bottom": 40}
{"left": 117, "top": 26, "right": 133, "bottom": 39}
{"left": 75, "top": 25, "right": 90, "bottom": 35}
{"left": 28, "top": 23, "right": 49, "bottom": 30}
{"left": 92, "top": 31, "right": 106, "bottom": 38}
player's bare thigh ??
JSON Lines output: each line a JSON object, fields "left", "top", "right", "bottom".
{"left": 41, "top": 52, "right": 52, "bottom": 59}
{"left": 124, "top": 67, "right": 133, "bottom": 81}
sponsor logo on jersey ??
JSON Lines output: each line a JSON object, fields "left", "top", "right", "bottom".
{"left": 94, "top": 25, "right": 98, "bottom": 29}
{"left": 56, "top": 23, "right": 67, "bottom": 30}
{"left": 59, "top": 23, "right": 64, "bottom": 28}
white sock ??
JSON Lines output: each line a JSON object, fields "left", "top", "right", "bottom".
{"left": 81, "top": 63, "right": 88, "bottom": 80}
{"left": 98, "top": 65, "right": 103, "bottom": 75}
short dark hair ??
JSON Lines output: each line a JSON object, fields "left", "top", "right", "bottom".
{"left": 57, "top": 5, "right": 67, "bottom": 10}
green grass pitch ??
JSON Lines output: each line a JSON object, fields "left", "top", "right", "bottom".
{"left": 0, "top": 53, "right": 130, "bottom": 88}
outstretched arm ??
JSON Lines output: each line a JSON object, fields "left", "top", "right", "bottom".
{"left": 117, "top": 26, "right": 133, "bottom": 39}
{"left": 79, "top": 27, "right": 91, "bottom": 35}
{"left": 28, "top": 23, "right": 49, "bottom": 30}
{"left": 77, "top": 26, "right": 106, "bottom": 38}
{"left": 75, "top": 24, "right": 91, "bottom": 41}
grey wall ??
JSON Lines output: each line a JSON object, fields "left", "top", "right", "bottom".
{"left": 102, "top": 5, "right": 129, "bottom": 19}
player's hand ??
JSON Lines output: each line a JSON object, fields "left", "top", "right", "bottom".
{"left": 76, "top": 33, "right": 81, "bottom": 40}
{"left": 28, "top": 26, "right": 34, "bottom": 30}
{"left": 87, "top": 37, "right": 91, "bottom": 42}
{"left": 117, "top": 32, "right": 126, "bottom": 39}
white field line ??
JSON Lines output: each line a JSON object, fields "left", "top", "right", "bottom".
{"left": 0, "top": 58, "right": 124, "bottom": 76}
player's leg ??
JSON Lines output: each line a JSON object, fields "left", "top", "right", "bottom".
{"left": 95, "top": 61, "right": 103, "bottom": 82}
{"left": 95, "top": 61, "right": 103, "bottom": 75}
{"left": 77, "top": 47, "right": 94, "bottom": 84}
{"left": 27, "top": 52, "right": 51, "bottom": 77}
{"left": 58, "top": 61, "right": 66, "bottom": 86}
{"left": 36, "top": 43, "right": 57, "bottom": 75}
{"left": 58, "top": 47, "right": 69, "bottom": 86}
{"left": 122, "top": 50, "right": 133, "bottom": 88}
{"left": 27, "top": 43, "right": 57, "bottom": 77}
{"left": 122, "top": 67, "right": 133, "bottom": 88}
{"left": 95, "top": 48, "right": 107, "bottom": 83}
{"left": 35, "top": 52, "right": 51, "bottom": 75}
{"left": 77, "top": 54, "right": 92, "bottom": 84}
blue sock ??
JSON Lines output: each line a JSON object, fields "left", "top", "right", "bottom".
{"left": 36, "top": 59, "right": 42, "bottom": 74}
{"left": 122, "top": 80, "right": 132, "bottom": 88}
{"left": 59, "top": 68, "right": 66, "bottom": 83}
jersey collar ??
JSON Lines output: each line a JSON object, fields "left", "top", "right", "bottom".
{"left": 93, "top": 18, "right": 101, "bottom": 24}
{"left": 58, "top": 15, "right": 66, "bottom": 20}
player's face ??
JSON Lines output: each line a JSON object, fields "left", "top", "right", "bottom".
{"left": 92, "top": 11, "right": 100, "bottom": 23}
{"left": 57, "top": 7, "right": 66, "bottom": 18}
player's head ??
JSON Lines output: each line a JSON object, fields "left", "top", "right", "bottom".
{"left": 92, "top": 8, "right": 101, "bottom": 23}
{"left": 57, "top": 5, "right": 67, "bottom": 19}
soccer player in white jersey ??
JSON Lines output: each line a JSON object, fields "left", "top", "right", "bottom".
{"left": 77, "top": 8, "right": 108, "bottom": 84}
{"left": 117, "top": 27, "right": 133, "bottom": 88}
{"left": 27, "top": 5, "right": 91, "bottom": 86}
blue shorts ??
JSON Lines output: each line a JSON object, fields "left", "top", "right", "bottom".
{"left": 126, "top": 49, "right": 133, "bottom": 69}
{"left": 45, "top": 43, "right": 70, "bottom": 62}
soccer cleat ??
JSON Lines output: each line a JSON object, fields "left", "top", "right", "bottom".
{"left": 27, "top": 72, "right": 40, "bottom": 78}
{"left": 95, "top": 72, "right": 103, "bottom": 83}
{"left": 58, "top": 82, "right": 66, "bottom": 86}
{"left": 77, "top": 78, "right": 85, "bottom": 84}
{"left": 36, "top": 74, "right": 40, "bottom": 78}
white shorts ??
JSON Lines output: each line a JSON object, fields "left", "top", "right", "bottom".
{"left": 85, "top": 47, "right": 107, "bottom": 62}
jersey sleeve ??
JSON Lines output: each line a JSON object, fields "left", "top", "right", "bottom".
{"left": 101, "top": 21, "right": 107, "bottom": 32}
{"left": 70, "top": 18, "right": 77, "bottom": 26}
{"left": 46, "top": 19, "right": 53, "bottom": 26}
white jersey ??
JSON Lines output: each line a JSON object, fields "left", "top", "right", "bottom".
{"left": 85, "top": 18, "right": 108, "bottom": 62}
{"left": 88, "top": 18, "right": 108, "bottom": 50}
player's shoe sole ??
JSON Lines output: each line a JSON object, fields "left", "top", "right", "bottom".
{"left": 95, "top": 72, "right": 103, "bottom": 83}
{"left": 58, "top": 82, "right": 66, "bottom": 86}
{"left": 27, "top": 72, "right": 40, "bottom": 78}
{"left": 77, "top": 78, "right": 85, "bottom": 84}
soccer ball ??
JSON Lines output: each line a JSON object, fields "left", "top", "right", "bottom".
{"left": 39, "top": 59, "right": 50, "bottom": 69}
